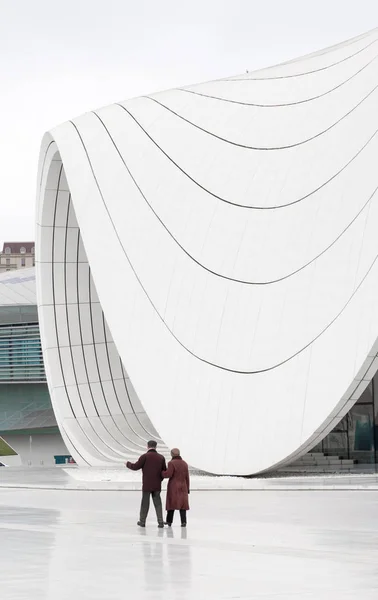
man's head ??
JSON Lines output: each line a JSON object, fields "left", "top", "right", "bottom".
{"left": 171, "top": 448, "right": 180, "bottom": 458}
{"left": 147, "top": 440, "right": 157, "bottom": 450}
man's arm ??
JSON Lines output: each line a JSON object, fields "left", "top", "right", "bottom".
{"left": 126, "top": 454, "right": 146, "bottom": 471}
{"left": 162, "top": 462, "right": 174, "bottom": 479}
{"left": 186, "top": 468, "right": 190, "bottom": 494}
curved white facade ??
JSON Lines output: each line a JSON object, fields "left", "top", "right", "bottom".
{"left": 36, "top": 29, "right": 378, "bottom": 474}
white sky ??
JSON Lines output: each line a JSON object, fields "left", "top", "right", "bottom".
{"left": 1, "top": 0, "right": 378, "bottom": 245}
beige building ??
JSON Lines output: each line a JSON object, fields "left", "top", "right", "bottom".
{"left": 0, "top": 242, "right": 35, "bottom": 273}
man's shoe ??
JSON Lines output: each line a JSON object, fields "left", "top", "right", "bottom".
{"left": 158, "top": 523, "right": 164, "bottom": 528}
{"left": 137, "top": 521, "right": 146, "bottom": 527}
{"left": 181, "top": 523, "right": 187, "bottom": 527}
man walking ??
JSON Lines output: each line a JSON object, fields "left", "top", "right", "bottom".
{"left": 126, "top": 440, "right": 166, "bottom": 528}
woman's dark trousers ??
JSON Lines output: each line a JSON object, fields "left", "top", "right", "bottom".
{"left": 166, "top": 509, "right": 187, "bottom": 525}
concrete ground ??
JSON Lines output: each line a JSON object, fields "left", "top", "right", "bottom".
{"left": 1, "top": 475, "right": 378, "bottom": 599}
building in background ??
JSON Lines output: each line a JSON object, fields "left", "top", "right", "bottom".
{"left": 0, "top": 242, "right": 35, "bottom": 273}
{"left": 0, "top": 267, "right": 68, "bottom": 465}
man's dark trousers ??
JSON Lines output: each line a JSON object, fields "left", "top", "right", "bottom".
{"left": 140, "top": 491, "right": 163, "bottom": 525}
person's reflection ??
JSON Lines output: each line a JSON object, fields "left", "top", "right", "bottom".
{"left": 166, "top": 527, "right": 192, "bottom": 598}
{"left": 141, "top": 530, "right": 165, "bottom": 596}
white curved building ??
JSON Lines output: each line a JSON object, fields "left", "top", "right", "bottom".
{"left": 36, "top": 29, "right": 378, "bottom": 474}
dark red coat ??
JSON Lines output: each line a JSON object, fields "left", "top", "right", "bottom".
{"left": 127, "top": 449, "right": 167, "bottom": 492}
{"left": 162, "top": 456, "right": 190, "bottom": 511}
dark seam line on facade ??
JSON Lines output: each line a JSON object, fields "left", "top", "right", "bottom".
{"left": 69, "top": 119, "right": 378, "bottom": 375}
{"left": 51, "top": 165, "right": 76, "bottom": 416}
{"left": 118, "top": 357, "right": 159, "bottom": 441}
{"left": 87, "top": 270, "right": 139, "bottom": 451}
{"left": 52, "top": 379, "right": 130, "bottom": 390}
{"left": 37, "top": 144, "right": 91, "bottom": 465}
{"left": 41, "top": 302, "right": 100, "bottom": 308}
{"left": 178, "top": 50, "right": 378, "bottom": 107}
{"left": 73, "top": 231, "right": 126, "bottom": 459}
{"left": 225, "top": 29, "right": 375, "bottom": 87}
{"left": 37, "top": 224, "right": 79, "bottom": 229}
{"left": 101, "top": 311, "right": 147, "bottom": 449}
{"left": 221, "top": 35, "right": 378, "bottom": 82}
{"left": 75, "top": 231, "right": 100, "bottom": 416}
{"left": 50, "top": 166, "right": 89, "bottom": 465}
{"left": 74, "top": 239, "right": 131, "bottom": 456}
{"left": 142, "top": 80, "right": 378, "bottom": 150}
{"left": 92, "top": 110, "right": 378, "bottom": 286}
{"left": 260, "top": 29, "right": 372, "bottom": 72}
{"left": 115, "top": 103, "right": 378, "bottom": 210}
{"left": 37, "top": 140, "right": 56, "bottom": 196}
{"left": 60, "top": 422, "right": 90, "bottom": 467}
{"left": 45, "top": 344, "right": 122, "bottom": 352}
{"left": 64, "top": 198, "right": 88, "bottom": 419}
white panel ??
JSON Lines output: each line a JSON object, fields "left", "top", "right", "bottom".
{"left": 59, "top": 346, "right": 78, "bottom": 387}
{"left": 54, "top": 304, "right": 70, "bottom": 348}
{"left": 76, "top": 383, "right": 99, "bottom": 417}
{"left": 65, "top": 262, "right": 79, "bottom": 305}
{"left": 94, "top": 343, "right": 111, "bottom": 380}
{"left": 37, "top": 261, "right": 54, "bottom": 306}
{"left": 70, "top": 345, "right": 90, "bottom": 385}
{"left": 38, "top": 305, "right": 58, "bottom": 350}
{"left": 78, "top": 305, "right": 94, "bottom": 346}
{"left": 65, "top": 227, "right": 80, "bottom": 263}
{"left": 54, "top": 190, "right": 70, "bottom": 227}
{"left": 90, "top": 304, "right": 106, "bottom": 343}
{"left": 82, "top": 345, "right": 100, "bottom": 383}
{"left": 66, "top": 304, "right": 83, "bottom": 346}
{"left": 77, "top": 263, "right": 90, "bottom": 303}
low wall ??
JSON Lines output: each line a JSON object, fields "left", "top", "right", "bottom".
{"left": 1, "top": 432, "right": 68, "bottom": 467}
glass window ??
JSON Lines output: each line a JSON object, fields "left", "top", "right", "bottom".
{"left": 348, "top": 404, "right": 374, "bottom": 463}
{"left": 4, "top": 247, "right": 10, "bottom": 254}
{"left": 20, "top": 247, "right": 26, "bottom": 254}
{"left": 6, "top": 258, "right": 10, "bottom": 266}
{"left": 21, "top": 258, "right": 25, "bottom": 266}
{"left": 357, "top": 381, "right": 373, "bottom": 404}
{"left": 31, "top": 246, "right": 35, "bottom": 254}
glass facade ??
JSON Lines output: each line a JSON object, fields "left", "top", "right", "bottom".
{"left": 0, "top": 304, "right": 54, "bottom": 434}
{"left": 0, "top": 322, "right": 45, "bottom": 382}
{"left": 313, "top": 374, "right": 378, "bottom": 464}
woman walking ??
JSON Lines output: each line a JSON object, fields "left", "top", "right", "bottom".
{"left": 162, "top": 448, "right": 190, "bottom": 527}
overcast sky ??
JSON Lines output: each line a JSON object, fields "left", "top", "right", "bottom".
{"left": 1, "top": 0, "right": 378, "bottom": 245}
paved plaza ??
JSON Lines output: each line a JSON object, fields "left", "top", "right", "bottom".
{"left": 1, "top": 474, "right": 378, "bottom": 599}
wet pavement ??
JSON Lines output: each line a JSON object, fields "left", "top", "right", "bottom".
{"left": 1, "top": 480, "right": 378, "bottom": 599}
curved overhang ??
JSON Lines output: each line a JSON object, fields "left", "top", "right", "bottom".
{"left": 36, "top": 28, "right": 378, "bottom": 474}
